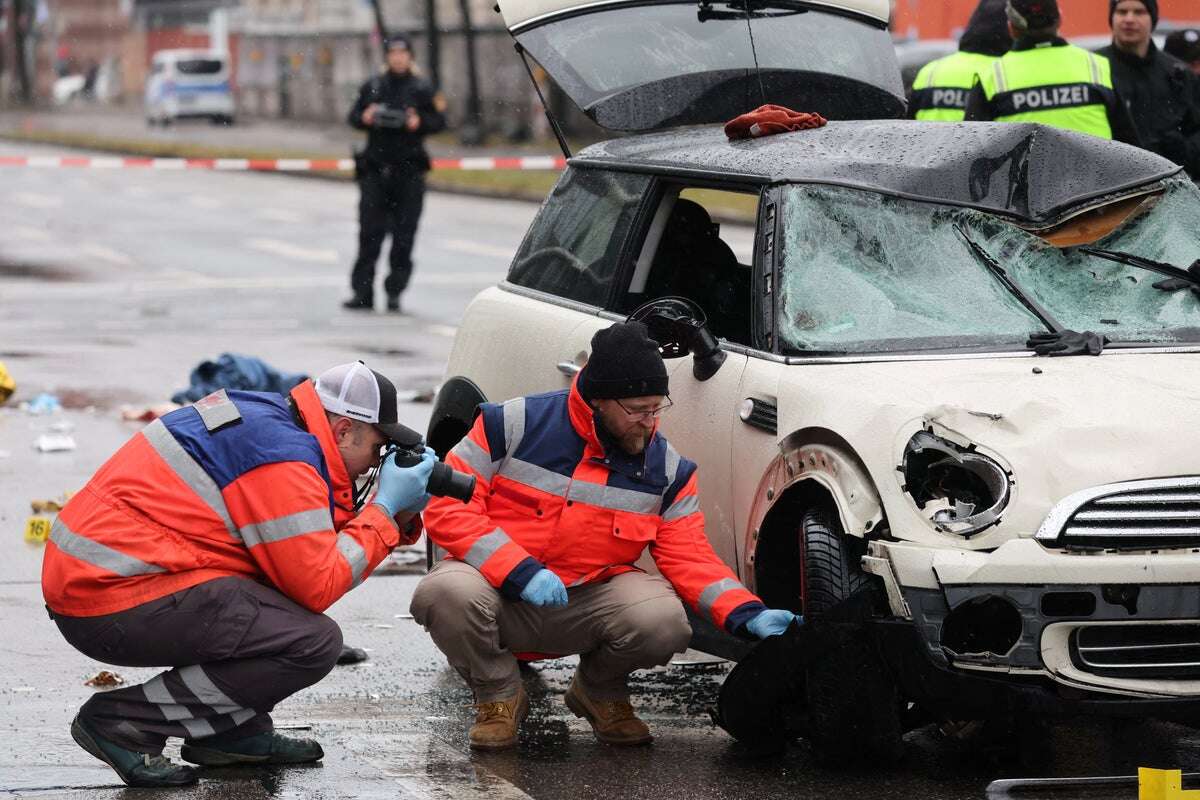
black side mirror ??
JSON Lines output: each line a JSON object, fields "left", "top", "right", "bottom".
{"left": 627, "top": 297, "right": 727, "bottom": 382}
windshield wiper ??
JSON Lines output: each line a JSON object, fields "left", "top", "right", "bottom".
{"left": 1078, "top": 247, "right": 1200, "bottom": 292}
{"left": 954, "top": 224, "right": 1062, "bottom": 334}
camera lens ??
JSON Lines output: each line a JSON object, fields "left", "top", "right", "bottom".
{"left": 427, "top": 462, "right": 476, "bottom": 504}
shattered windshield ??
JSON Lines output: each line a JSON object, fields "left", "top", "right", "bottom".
{"left": 777, "top": 178, "right": 1200, "bottom": 354}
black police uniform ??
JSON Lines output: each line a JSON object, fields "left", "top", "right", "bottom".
{"left": 346, "top": 69, "right": 447, "bottom": 309}
{"left": 1097, "top": 41, "right": 1200, "bottom": 178}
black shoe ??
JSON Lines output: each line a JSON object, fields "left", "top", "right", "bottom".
{"left": 181, "top": 730, "right": 324, "bottom": 766}
{"left": 342, "top": 296, "right": 373, "bottom": 311}
{"left": 70, "top": 714, "right": 197, "bottom": 788}
{"left": 336, "top": 644, "right": 369, "bottom": 665}
{"left": 386, "top": 296, "right": 401, "bottom": 313}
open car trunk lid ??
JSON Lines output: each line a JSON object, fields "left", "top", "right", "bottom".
{"left": 498, "top": 0, "right": 906, "bottom": 132}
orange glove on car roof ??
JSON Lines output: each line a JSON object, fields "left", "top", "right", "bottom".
{"left": 724, "top": 105, "right": 827, "bottom": 141}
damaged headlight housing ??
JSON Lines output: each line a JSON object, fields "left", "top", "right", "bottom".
{"left": 902, "top": 430, "right": 1012, "bottom": 537}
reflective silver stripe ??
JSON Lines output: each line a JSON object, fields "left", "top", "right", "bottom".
{"left": 50, "top": 518, "right": 166, "bottom": 577}
{"left": 992, "top": 60, "right": 1007, "bottom": 94}
{"left": 464, "top": 528, "right": 511, "bottom": 569}
{"left": 502, "top": 398, "right": 526, "bottom": 461}
{"left": 450, "top": 436, "right": 496, "bottom": 482}
{"left": 142, "top": 419, "right": 239, "bottom": 539}
{"left": 230, "top": 708, "right": 257, "bottom": 727}
{"left": 336, "top": 533, "right": 369, "bottom": 586}
{"left": 1087, "top": 52, "right": 1101, "bottom": 85}
{"left": 500, "top": 458, "right": 571, "bottom": 496}
{"left": 143, "top": 675, "right": 190, "bottom": 721}
{"left": 663, "top": 443, "right": 682, "bottom": 491}
{"left": 181, "top": 718, "right": 216, "bottom": 739}
{"left": 194, "top": 388, "right": 242, "bottom": 432}
{"left": 239, "top": 508, "right": 332, "bottom": 548}
{"left": 568, "top": 481, "right": 660, "bottom": 514}
{"left": 699, "top": 578, "right": 746, "bottom": 623}
{"left": 179, "top": 666, "right": 243, "bottom": 714}
{"left": 662, "top": 494, "right": 700, "bottom": 522}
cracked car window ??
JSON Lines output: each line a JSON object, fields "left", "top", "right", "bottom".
{"left": 777, "top": 186, "right": 1043, "bottom": 354}
{"left": 507, "top": 168, "right": 649, "bottom": 307}
{"left": 971, "top": 177, "right": 1200, "bottom": 344}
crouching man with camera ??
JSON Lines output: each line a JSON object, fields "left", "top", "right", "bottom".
{"left": 41, "top": 362, "right": 443, "bottom": 787}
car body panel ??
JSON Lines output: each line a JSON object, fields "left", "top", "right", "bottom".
{"left": 144, "top": 49, "right": 234, "bottom": 123}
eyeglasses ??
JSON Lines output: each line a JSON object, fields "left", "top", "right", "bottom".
{"left": 614, "top": 397, "right": 673, "bottom": 421}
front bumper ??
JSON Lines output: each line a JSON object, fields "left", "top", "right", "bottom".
{"left": 865, "top": 538, "right": 1200, "bottom": 702}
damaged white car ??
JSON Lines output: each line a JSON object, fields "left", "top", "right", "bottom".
{"left": 427, "top": 0, "right": 1200, "bottom": 764}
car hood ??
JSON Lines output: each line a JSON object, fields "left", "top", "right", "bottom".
{"left": 774, "top": 349, "right": 1200, "bottom": 546}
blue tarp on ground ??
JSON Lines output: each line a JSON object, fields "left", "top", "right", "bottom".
{"left": 171, "top": 353, "right": 308, "bottom": 404}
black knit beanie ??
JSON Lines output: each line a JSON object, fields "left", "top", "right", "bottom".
{"left": 1006, "top": 0, "right": 1060, "bottom": 31}
{"left": 1110, "top": 0, "right": 1158, "bottom": 30}
{"left": 577, "top": 321, "right": 669, "bottom": 400}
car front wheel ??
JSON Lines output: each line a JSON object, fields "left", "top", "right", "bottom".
{"left": 800, "top": 504, "right": 905, "bottom": 766}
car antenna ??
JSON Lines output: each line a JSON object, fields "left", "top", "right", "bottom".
{"left": 742, "top": 0, "right": 768, "bottom": 106}
{"left": 513, "top": 41, "right": 573, "bottom": 159}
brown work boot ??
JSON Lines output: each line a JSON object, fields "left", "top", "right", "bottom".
{"left": 564, "top": 675, "right": 653, "bottom": 746}
{"left": 469, "top": 686, "right": 528, "bottom": 750}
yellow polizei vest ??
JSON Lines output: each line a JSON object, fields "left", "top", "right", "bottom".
{"left": 911, "top": 51, "right": 999, "bottom": 122}
{"left": 979, "top": 43, "right": 1115, "bottom": 139}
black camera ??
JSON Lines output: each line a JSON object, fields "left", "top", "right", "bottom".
{"left": 384, "top": 424, "right": 476, "bottom": 504}
{"left": 373, "top": 104, "right": 413, "bottom": 130}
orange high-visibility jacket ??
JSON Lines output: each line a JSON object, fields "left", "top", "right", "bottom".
{"left": 42, "top": 381, "right": 418, "bottom": 617}
{"left": 424, "top": 379, "right": 766, "bottom": 635}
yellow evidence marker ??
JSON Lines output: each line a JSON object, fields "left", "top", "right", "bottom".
{"left": 24, "top": 517, "right": 51, "bottom": 544}
{"left": 1140, "top": 768, "right": 1200, "bottom": 800}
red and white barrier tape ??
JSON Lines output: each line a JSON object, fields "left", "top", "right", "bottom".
{"left": 0, "top": 155, "right": 567, "bottom": 171}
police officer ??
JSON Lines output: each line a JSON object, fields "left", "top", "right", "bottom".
{"left": 964, "top": 0, "right": 1139, "bottom": 144}
{"left": 345, "top": 35, "right": 447, "bottom": 313}
{"left": 909, "top": 0, "right": 1010, "bottom": 122}
{"left": 1164, "top": 29, "right": 1200, "bottom": 76}
{"left": 1099, "top": 1, "right": 1200, "bottom": 178}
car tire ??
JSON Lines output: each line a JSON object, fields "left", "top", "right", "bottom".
{"left": 801, "top": 504, "right": 905, "bottom": 767}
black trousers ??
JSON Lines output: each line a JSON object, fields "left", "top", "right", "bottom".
{"left": 350, "top": 164, "right": 427, "bottom": 302}
{"left": 53, "top": 576, "right": 343, "bottom": 754}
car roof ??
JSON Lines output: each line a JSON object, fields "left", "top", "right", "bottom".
{"left": 574, "top": 120, "right": 1180, "bottom": 224}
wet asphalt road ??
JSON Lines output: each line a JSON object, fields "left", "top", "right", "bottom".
{"left": 1, "top": 138, "right": 1199, "bottom": 799}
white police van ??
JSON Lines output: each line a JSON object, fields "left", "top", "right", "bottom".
{"left": 144, "top": 49, "right": 235, "bottom": 126}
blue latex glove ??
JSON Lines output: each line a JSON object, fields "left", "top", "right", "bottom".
{"left": 373, "top": 446, "right": 436, "bottom": 517}
{"left": 520, "top": 569, "right": 568, "bottom": 608}
{"left": 746, "top": 609, "right": 802, "bottom": 640}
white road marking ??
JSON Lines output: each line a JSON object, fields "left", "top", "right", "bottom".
{"left": 10, "top": 225, "right": 51, "bottom": 242}
{"left": 80, "top": 243, "right": 137, "bottom": 268}
{"left": 257, "top": 208, "right": 306, "bottom": 223}
{"left": 13, "top": 192, "right": 63, "bottom": 209}
{"left": 442, "top": 238, "right": 515, "bottom": 260}
{"left": 247, "top": 237, "right": 340, "bottom": 264}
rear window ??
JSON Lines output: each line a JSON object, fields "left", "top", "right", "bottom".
{"left": 508, "top": 168, "right": 650, "bottom": 306}
{"left": 176, "top": 59, "right": 224, "bottom": 76}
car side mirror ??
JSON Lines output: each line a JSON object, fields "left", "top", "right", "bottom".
{"left": 627, "top": 297, "right": 727, "bottom": 382}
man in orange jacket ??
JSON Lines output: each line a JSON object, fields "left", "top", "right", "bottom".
{"left": 413, "top": 322, "right": 800, "bottom": 750}
{"left": 41, "top": 362, "right": 436, "bottom": 787}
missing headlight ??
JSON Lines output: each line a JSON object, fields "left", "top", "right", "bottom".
{"left": 902, "top": 430, "right": 1012, "bottom": 536}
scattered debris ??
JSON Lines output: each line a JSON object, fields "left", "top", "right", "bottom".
{"left": 22, "top": 393, "right": 61, "bottom": 415}
{"left": 172, "top": 353, "right": 307, "bottom": 405}
{"left": 274, "top": 724, "right": 313, "bottom": 731}
{"left": 24, "top": 517, "right": 51, "bottom": 543}
{"left": 30, "top": 493, "right": 72, "bottom": 514}
{"left": 11, "top": 687, "right": 36, "bottom": 693}
{"left": 84, "top": 671, "right": 126, "bottom": 688}
{"left": 394, "top": 613, "right": 415, "bottom": 620}
{"left": 0, "top": 361, "right": 14, "bottom": 405}
{"left": 34, "top": 433, "right": 77, "bottom": 452}
{"left": 368, "top": 623, "right": 394, "bottom": 629}
{"left": 120, "top": 403, "right": 181, "bottom": 423}
{"left": 336, "top": 645, "right": 369, "bottom": 665}
{"left": 388, "top": 549, "right": 424, "bottom": 566}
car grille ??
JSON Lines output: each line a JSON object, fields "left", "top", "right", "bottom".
{"left": 1036, "top": 477, "right": 1200, "bottom": 550}
{"left": 1070, "top": 623, "right": 1200, "bottom": 680}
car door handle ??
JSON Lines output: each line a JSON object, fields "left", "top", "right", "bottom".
{"left": 557, "top": 361, "right": 582, "bottom": 376}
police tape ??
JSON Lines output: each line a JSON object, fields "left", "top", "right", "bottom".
{"left": 0, "top": 155, "right": 568, "bottom": 171}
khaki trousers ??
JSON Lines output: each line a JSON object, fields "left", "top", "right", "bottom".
{"left": 411, "top": 560, "right": 692, "bottom": 703}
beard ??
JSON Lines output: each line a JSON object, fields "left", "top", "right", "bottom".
{"left": 596, "top": 413, "right": 652, "bottom": 455}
